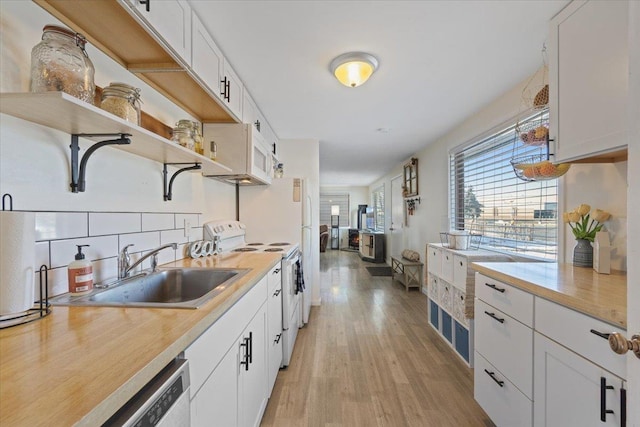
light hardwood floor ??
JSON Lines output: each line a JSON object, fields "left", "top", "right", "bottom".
{"left": 260, "top": 250, "right": 494, "bottom": 427}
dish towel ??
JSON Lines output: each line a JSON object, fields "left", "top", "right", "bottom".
{"left": 295, "top": 259, "right": 305, "bottom": 294}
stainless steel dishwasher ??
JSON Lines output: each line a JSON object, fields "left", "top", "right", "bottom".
{"left": 103, "top": 358, "right": 190, "bottom": 426}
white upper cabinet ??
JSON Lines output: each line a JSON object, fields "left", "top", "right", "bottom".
{"left": 121, "top": 0, "right": 192, "bottom": 65}
{"left": 221, "top": 60, "right": 244, "bottom": 120}
{"left": 549, "top": 0, "right": 628, "bottom": 162}
{"left": 242, "top": 91, "right": 259, "bottom": 128}
{"left": 191, "top": 12, "right": 224, "bottom": 100}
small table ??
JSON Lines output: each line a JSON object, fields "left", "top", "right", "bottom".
{"left": 391, "top": 256, "right": 423, "bottom": 292}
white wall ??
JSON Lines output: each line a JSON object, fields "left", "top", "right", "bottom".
{"left": 369, "top": 67, "right": 629, "bottom": 270}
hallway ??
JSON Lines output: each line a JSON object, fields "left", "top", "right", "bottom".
{"left": 261, "top": 250, "right": 493, "bottom": 427}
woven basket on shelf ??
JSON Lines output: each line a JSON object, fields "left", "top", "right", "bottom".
{"left": 510, "top": 154, "right": 570, "bottom": 182}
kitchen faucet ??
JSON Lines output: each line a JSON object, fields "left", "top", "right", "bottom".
{"left": 118, "top": 243, "right": 178, "bottom": 279}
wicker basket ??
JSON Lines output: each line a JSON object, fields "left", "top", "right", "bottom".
{"left": 511, "top": 154, "right": 571, "bottom": 182}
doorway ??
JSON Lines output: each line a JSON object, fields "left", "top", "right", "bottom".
{"left": 389, "top": 174, "right": 404, "bottom": 258}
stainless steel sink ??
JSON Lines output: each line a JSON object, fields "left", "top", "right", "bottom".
{"left": 50, "top": 268, "right": 249, "bottom": 309}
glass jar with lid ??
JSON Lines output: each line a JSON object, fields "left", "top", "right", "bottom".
{"left": 100, "top": 82, "right": 141, "bottom": 125}
{"left": 171, "top": 120, "right": 195, "bottom": 150}
{"left": 30, "top": 25, "right": 95, "bottom": 104}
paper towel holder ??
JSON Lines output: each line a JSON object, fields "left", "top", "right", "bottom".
{"left": 0, "top": 265, "right": 51, "bottom": 329}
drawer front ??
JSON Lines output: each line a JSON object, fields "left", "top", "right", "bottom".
{"left": 427, "top": 245, "right": 441, "bottom": 275}
{"left": 267, "top": 262, "right": 282, "bottom": 294}
{"left": 454, "top": 321, "right": 470, "bottom": 363}
{"left": 535, "top": 297, "right": 627, "bottom": 379}
{"left": 438, "top": 280, "right": 452, "bottom": 312}
{"left": 442, "top": 310, "right": 453, "bottom": 343}
{"left": 474, "top": 352, "right": 533, "bottom": 427}
{"left": 475, "top": 299, "right": 533, "bottom": 398}
{"left": 452, "top": 254, "right": 468, "bottom": 290}
{"left": 440, "top": 250, "right": 454, "bottom": 283}
{"left": 475, "top": 273, "right": 534, "bottom": 327}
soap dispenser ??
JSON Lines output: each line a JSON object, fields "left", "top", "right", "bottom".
{"left": 68, "top": 244, "right": 93, "bottom": 294}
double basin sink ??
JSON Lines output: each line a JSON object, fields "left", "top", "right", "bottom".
{"left": 51, "top": 267, "right": 249, "bottom": 309}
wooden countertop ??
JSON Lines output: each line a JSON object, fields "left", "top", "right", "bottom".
{"left": 0, "top": 253, "right": 280, "bottom": 427}
{"left": 471, "top": 262, "right": 627, "bottom": 328}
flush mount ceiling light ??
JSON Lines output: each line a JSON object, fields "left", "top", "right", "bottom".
{"left": 330, "top": 52, "right": 379, "bottom": 88}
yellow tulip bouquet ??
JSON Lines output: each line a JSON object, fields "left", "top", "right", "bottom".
{"left": 562, "top": 204, "right": 611, "bottom": 242}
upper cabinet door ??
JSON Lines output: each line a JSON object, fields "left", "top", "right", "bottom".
{"left": 123, "top": 0, "right": 192, "bottom": 65}
{"left": 549, "top": 0, "right": 628, "bottom": 162}
{"left": 221, "top": 60, "right": 244, "bottom": 120}
{"left": 242, "top": 91, "right": 259, "bottom": 128}
{"left": 191, "top": 13, "right": 224, "bottom": 99}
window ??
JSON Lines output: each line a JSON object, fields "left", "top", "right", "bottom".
{"left": 449, "top": 109, "right": 558, "bottom": 260}
{"left": 372, "top": 185, "right": 385, "bottom": 232}
{"left": 319, "top": 193, "right": 349, "bottom": 227}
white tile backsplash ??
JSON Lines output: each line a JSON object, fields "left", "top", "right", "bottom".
{"left": 142, "top": 213, "right": 175, "bottom": 231}
{"left": 89, "top": 213, "right": 141, "bottom": 236}
{"left": 35, "top": 241, "right": 50, "bottom": 269}
{"left": 26, "top": 209, "right": 201, "bottom": 297}
{"left": 35, "top": 212, "right": 88, "bottom": 241}
{"left": 50, "top": 236, "right": 119, "bottom": 268}
{"left": 119, "top": 232, "right": 161, "bottom": 253}
{"left": 176, "top": 213, "right": 200, "bottom": 228}
{"left": 160, "top": 229, "right": 188, "bottom": 245}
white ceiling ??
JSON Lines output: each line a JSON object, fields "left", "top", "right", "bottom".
{"left": 189, "top": 0, "right": 569, "bottom": 187}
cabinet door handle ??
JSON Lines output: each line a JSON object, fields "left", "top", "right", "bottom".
{"left": 139, "top": 0, "right": 150, "bottom": 12}
{"left": 273, "top": 268, "right": 281, "bottom": 274}
{"left": 590, "top": 329, "right": 611, "bottom": 340}
{"left": 484, "top": 369, "right": 504, "bottom": 387}
{"left": 240, "top": 336, "right": 250, "bottom": 371}
{"left": 274, "top": 333, "right": 282, "bottom": 344}
{"left": 225, "top": 79, "right": 231, "bottom": 102}
{"left": 484, "top": 311, "right": 505, "bottom": 324}
{"left": 484, "top": 283, "right": 505, "bottom": 293}
{"left": 248, "top": 331, "right": 253, "bottom": 364}
{"left": 220, "top": 77, "right": 228, "bottom": 100}
{"left": 273, "top": 289, "right": 281, "bottom": 297}
{"left": 600, "top": 377, "right": 615, "bottom": 421}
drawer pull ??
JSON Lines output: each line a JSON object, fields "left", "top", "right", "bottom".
{"left": 484, "top": 311, "right": 505, "bottom": 324}
{"left": 484, "top": 369, "right": 504, "bottom": 387}
{"left": 273, "top": 268, "right": 281, "bottom": 274}
{"left": 590, "top": 329, "right": 611, "bottom": 340}
{"left": 273, "top": 289, "right": 281, "bottom": 297}
{"left": 274, "top": 333, "right": 282, "bottom": 344}
{"left": 600, "top": 377, "right": 615, "bottom": 421}
{"left": 484, "top": 283, "right": 505, "bottom": 293}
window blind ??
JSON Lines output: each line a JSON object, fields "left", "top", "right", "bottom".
{"left": 372, "top": 185, "right": 385, "bottom": 232}
{"left": 449, "top": 109, "right": 558, "bottom": 260}
{"left": 319, "top": 193, "right": 350, "bottom": 227}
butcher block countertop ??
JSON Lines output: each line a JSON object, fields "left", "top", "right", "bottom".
{"left": 471, "top": 262, "right": 627, "bottom": 328}
{"left": 0, "top": 252, "right": 280, "bottom": 427}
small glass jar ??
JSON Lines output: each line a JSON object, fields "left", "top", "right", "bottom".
{"left": 30, "top": 25, "right": 95, "bottom": 104}
{"left": 274, "top": 163, "right": 284, "bottom": 178}
{"left": 192, "top": 122, "right": 204, "bottom": 155}
{"left": 100, "top": 82, "right": 141, "bottom": 125}
{"left": 171, "top": 120, "right": 195, "bottom": 150}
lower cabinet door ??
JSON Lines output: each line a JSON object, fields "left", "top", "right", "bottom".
{"left": 239, "top": 304, "right": 268, "bottom": 427}
{"left": 190, "top": 344, "right": 239, "bottom": 427}
{"left": 474, "top": 352, "right": 533, "bottom": 427}
{"left": 533, "top": 332, "right": 624, "bottom": 427}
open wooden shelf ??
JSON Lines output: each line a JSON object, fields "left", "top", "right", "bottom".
{"left": 0, "top": 92, "right": 232, "bottom": 175}
{"left": 33, "top": 0, "right": 236, "bottom": 124}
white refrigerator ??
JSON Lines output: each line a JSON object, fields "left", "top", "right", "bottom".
{"left": 239, "top": 177, "right": 313, "bottom": 324}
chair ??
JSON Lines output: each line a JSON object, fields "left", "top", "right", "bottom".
{"left": 319, "top": 224, "right": 329, "bottom": 252}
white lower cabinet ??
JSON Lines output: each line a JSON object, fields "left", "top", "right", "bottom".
{"left": 534, "top": 332, "right": 624, "bottom": 427}
{"left": 186, "top": 274, "right": 270, "bottom": 427}
{"left": 266, "top": 264, "right": 283, "bottom": 395}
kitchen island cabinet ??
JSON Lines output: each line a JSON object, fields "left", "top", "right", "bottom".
{"left": 0, "top": 252, "right": 281, "bottom": 427}
{"left": 471, "top": 262, "right": 628, "bottom": 426}
{"left": 549, "top": 0, "right": 629, "bottom": 162}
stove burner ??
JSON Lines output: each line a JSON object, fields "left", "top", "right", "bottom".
{"left": 233, "top": 247, "right": 258, "bottom": 252}
{"left": 269, "top": 242, "right": 290, "bottom": 246}
{"left": 264, "top": 248, "right": 283, "bottom": 252}
{"left": 247, "top": 243, "right": 264, "bottom": 246}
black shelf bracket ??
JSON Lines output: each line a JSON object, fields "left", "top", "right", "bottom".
{"left": 163, "top": 162, "right": 202, "bottom": 201}
{"left": 70, "top": 133, "right": 131, "bottom": 193}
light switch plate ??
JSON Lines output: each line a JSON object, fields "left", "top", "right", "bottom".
{"left": 184, "top": 219, "right": 191, "bottom": 237}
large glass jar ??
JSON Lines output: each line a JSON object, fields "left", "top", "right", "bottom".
{"left": 171, "top": 120, "right": 195, "bottom": 150}
{"left": 100, "top": 82, "right": 141, "bottom": 125}
{"left": 30, "top": 25, "right": 95, "bottom": 104}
